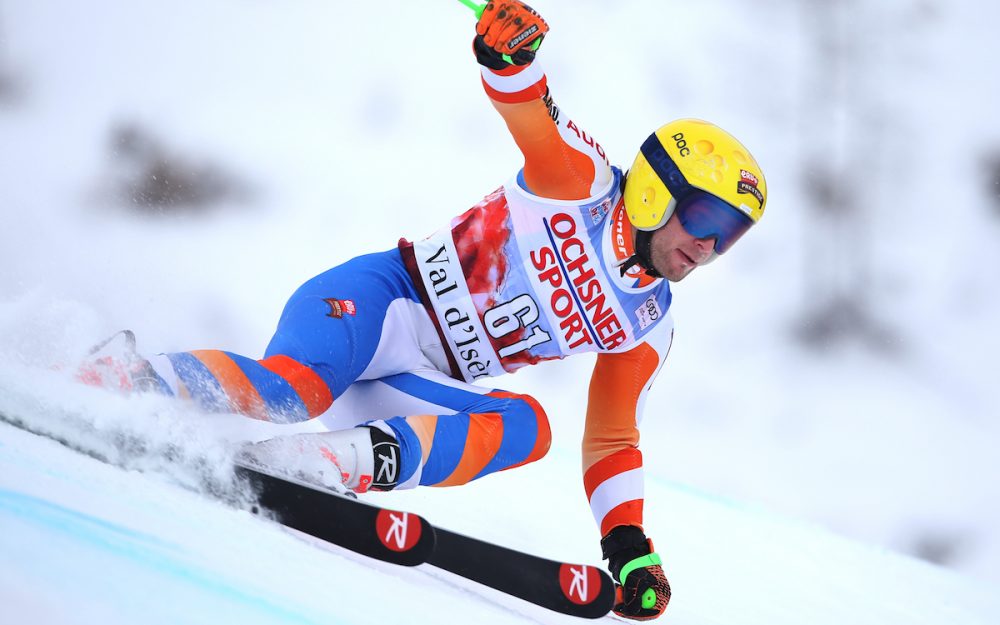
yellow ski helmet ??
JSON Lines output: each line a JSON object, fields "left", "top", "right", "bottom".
{"left": 623, "top": 119, "right": 767, "bottom": 261}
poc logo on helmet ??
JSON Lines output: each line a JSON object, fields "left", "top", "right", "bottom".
{"left": 672, "top": 132, "right": 691, "bottom": 157}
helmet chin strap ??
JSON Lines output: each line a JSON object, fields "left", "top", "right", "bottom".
{"left": 620, "top": 229, "right": 662, "bottom": 279}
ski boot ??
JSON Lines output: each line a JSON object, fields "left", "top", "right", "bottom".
{"left": 239, "top": 425, "right": 400, "bottom": 494}
{"left": 75, "top": 330, "right": 171, "bottom": 395}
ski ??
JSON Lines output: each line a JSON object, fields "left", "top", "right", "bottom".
{"left": 429, "top": 526, "right": 616, "bottom": 619}
{"left": 0, "top": 411, "right": 435, "bottom": 567}
{"left": 236, "top": 462, "right": 615, "bottom": 618}
{"left": 233, "top": 462, "right": 435, "bottom": 567}
{"left": 1, "top": 411, "right": 613, "bottom": 618}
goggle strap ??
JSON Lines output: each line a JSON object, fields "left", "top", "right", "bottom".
{"left": 640, "top": 134, "right": 689, "bottom": 197}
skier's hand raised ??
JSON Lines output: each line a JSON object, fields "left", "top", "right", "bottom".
{"left": 601, "top": 525, "right": 671, "bottom": 620}
{"left": 474, "top": 1, "right": 548, "bottom": 67}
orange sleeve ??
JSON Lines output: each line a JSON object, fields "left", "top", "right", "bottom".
{"left": 581, "top": 321, "right": 673, "bottom": 536}
{"left": 479, "top": 62, "right": 613, "bottom": 201}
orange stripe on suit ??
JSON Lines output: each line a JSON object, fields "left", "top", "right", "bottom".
{"left": 190, "top": 350, "right": 269, "bottom": 420}
{"left": 583, "top": 344, "right": 660, "bottom": 472}
{"left": 582, "top": 344, "right": 662, "bottom": 531}
{"left": 600, "top": 501, "right": 645, "bottom": 536}
{"left": 404, "top": 414, "right": 439, "bottom": 468}
{"left": 436, "top": 412, "right": 506, "bottom": 487}
{"left": 259, "top": 354, "right": 334, "bottom": 418}
{"left": 584, "top": 447, "right": 643, "bottom": 499}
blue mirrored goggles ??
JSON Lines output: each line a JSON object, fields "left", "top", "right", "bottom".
{"left": 675, "top": 192, "right": 754, "bottom": 255}
{"left": 639, "top": 134, "right": 754, "bottom": 255}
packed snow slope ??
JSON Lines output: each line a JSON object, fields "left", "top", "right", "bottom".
{"left": 1, "top": 365, "right": 998, "bottom": 625}
{"left": 2, "top": 0, "right": 1000, "bottom": 619}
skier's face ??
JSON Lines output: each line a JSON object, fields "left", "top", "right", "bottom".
{"left": 648, "top": 213, "right": 716, "bottom": 282}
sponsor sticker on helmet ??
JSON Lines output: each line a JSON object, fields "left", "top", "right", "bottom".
{"left": 635, "top": 296, "right": 661, "bottom": 330}
{"left": 736, "top": 169, "right": 763, "bottom": 206}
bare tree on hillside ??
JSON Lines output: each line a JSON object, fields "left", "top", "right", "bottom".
{"left": 795, "top": 0, "right": 898, "bottom": 352}
{"left": 982, "top": 150, "right": 1000, "bottom": 218}
{"left": 0, "top": 9, "right": 15, "bottom": 103}
{"left": 103, "top": 121, "right": 256, "bottom": 213}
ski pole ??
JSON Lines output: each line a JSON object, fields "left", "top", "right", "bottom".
{"left": 456, "top": 0, "right": 487, "bottom": 19}
{"left": 455, "top": 0, "right": 542, "bottom": 64}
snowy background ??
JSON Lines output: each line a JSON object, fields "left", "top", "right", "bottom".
{"left": 1, "top": 0, "right": 999, "bottom": 620}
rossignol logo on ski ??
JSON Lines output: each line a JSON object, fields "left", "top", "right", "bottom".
{"left": 376, "top": 510, "right": 422, "bottom": 553}
{"left": 558, "top": 564, "right": 602, "bottom": 605}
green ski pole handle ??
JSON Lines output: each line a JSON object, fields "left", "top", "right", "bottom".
{"left": 456, "top": 0, "right": 487, "bottom": 18}
{"left": 455, "top": 0, "right": 542, "bottom": 64}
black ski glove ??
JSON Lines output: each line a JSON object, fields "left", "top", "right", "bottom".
{"left": 601, "top": 525, "right": 671, "bottom": 620}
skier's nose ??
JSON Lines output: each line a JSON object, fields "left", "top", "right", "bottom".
{"left": 693, "top": 235, "right": 715, "bottom": 260}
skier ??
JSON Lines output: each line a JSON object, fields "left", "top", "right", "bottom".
{"left": 80, "top": 2, "right": 767, "bottom": 620}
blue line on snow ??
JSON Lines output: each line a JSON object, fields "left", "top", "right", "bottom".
{"left": 0, "top": 489, "right": 337, "bottom": 625}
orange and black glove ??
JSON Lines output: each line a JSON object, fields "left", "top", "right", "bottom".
{"left": 473, "top": 1, "right": 549, "bottom": 69}
{"left": 601, "top": 525, "right": 671, "bottom": 620}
